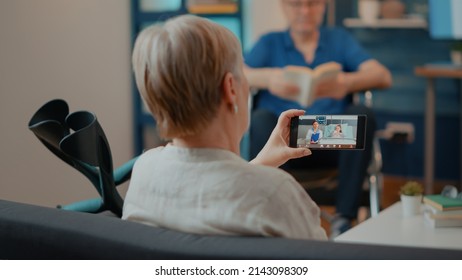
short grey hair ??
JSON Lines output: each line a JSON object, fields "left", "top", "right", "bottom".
{"left": 132, "top": 15, "right": 243, "bottom": 138}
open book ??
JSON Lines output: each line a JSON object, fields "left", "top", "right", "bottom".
{"left": 283, "top": 62, "right": 341, "bottom": 107}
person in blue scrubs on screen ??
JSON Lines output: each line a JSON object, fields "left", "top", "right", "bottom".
{"left": 244, "top": 0, "right": 392, "bottom": 238}
{"left": 306, "top": 121, "right": 323, "bottom": 144}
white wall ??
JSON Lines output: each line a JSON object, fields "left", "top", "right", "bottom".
{"left": 0, "top": 0, "right": 132, "bottom": 207}
{"left": 243, "top": 0, "right": 287, "bottom": 51}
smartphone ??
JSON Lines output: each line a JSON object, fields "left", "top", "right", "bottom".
{"left": 289, "top": 115, "right": 367, "bottom": 150}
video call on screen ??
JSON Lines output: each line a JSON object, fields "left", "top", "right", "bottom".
{"left": 297, "top": 115, "right": 359, "bottom": 149}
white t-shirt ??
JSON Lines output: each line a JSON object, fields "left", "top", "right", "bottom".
{"left": 122, "top": 145, "right": 327, "bottom": 240}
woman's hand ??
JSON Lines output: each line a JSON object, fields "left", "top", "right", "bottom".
{"left": 250, "top": 109, "right": 311, "bottom": 168}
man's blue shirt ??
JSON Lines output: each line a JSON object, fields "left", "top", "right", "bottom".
{"left": 245, "top": 27, "right": 371, "bottom": 116}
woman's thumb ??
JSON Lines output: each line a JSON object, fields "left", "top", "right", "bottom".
{"left": 289, "top": 148, "right": 311, "bottom": 159}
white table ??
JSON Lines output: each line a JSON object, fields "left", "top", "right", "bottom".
{"left": 335, "top": 202, "right": 462, "bottom": 250}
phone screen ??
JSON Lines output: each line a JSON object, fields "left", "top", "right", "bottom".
{"left": 289, "top": 115, "right": 367, "bottom": 150}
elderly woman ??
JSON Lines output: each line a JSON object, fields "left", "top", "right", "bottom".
{"left": 122, "top": 15, "right": 327, "bottom": 240}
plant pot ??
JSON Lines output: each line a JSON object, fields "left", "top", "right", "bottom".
{"left": 400, "top": 194, "right": 422, "bottom": 217}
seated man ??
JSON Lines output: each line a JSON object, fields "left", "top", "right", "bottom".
{"left": 244, "top": 0, "right": 392, "bottom": 238}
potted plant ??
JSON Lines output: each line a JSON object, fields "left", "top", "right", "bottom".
{"left": 399, "top": 181, "right": 424, "bottom": 217}
{"left": 451, "top": 41, "right": 462, "bottom": 65}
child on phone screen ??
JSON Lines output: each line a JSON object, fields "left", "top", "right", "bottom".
{"left": 330, "top": 124, "right": 344, "bottom": 138}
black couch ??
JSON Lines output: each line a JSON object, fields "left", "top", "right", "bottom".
{"left": 1, "top": 199, "right": 461, "bottom": 259}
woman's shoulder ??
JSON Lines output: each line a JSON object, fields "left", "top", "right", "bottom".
{"left": 132, "top": 146, "right": 165, "bottom": 167}
{"left": 138, "top": 146, "right": 164, "bottom": 158}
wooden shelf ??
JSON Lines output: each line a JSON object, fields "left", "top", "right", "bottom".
{"left": 415, "top": 64, "right": 462, "bottom": 79}
{"left": 187, "top": 3, "right": 238, "bottom": 14}
{"left": 343, "top": 17, "right": 427, "bottom": 29}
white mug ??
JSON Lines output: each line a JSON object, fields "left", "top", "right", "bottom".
{"left": 358, "top": 0, "right": 380, "bottom": 24}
